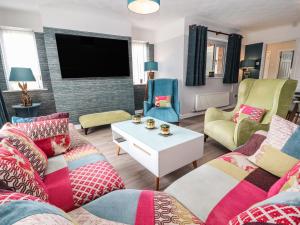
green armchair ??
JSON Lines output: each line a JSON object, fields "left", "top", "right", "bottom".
{"left": 204, "top": 79, "right": 297, "bottom": 150}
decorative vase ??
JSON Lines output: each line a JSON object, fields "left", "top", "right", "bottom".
{"left": 160, "top": 124, "right": 170, "bottom": 135}
{"left": 146, "top": 119, "right": 155, "bottom": 129}
{"left": 132, "top": 114, "right": 142, "bottom": 123}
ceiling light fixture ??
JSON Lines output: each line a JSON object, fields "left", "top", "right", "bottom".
{"left": 128, "top": 0, "right": 160, "bottom": 15}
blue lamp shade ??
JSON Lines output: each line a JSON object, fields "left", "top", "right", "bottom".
{"left": 144, "top": 61, "right": 158, "bottom": 72}
{"left": 9, "top": 67, "right": 36, "bottom": 82}
{"left": 240, "top": 59, "right": 256, "bottom": 69}
{"left": 128, "top": 0, "right": 160, "bottom": 14}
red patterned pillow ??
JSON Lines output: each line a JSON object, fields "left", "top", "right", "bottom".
{"left": 0, "top": 189, "right": 43, "bottom": 205}
{"left": 34, "top": 112, "right": 69, "bottom": 122}
{"left": 15, "top": 118, "right": 71, "bottom": 157}
{"left": 0, "top": 139, "right": 48, "bottom": 201}
{"left": 228, "top": 204, "right": 300, "bottom": 225}
{"left": 0, "top": 124, "right": 48, "bottom": 178}
{"left": 233, "top": 104, "right": 266, "bottom": 123}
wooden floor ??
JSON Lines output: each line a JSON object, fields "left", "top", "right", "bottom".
{"left": 79, "top": 115, "right": 230, "bottom": 191}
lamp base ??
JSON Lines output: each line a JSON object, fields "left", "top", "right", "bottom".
{"left": 18, "top": 82, "right": 32, "bottom": 107}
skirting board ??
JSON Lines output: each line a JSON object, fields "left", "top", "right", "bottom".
{"left": 180, "top": 105, "right": 235, "bottom": 119}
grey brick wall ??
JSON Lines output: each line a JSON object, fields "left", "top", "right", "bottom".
{"left": 0, "top": 32, "right": 56, "bottom": 118}
{"left": 43, "top": 27, "right": 135, "bottom": 123}
{"left": 134, "top": 85, "right": 146, "bottom": 110}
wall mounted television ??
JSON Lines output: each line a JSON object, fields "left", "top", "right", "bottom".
{"left": 55, "top": 33, "right": 130, "bottom": 78}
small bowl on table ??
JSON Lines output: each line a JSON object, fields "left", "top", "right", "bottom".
{"left": 160, "top": 124, "right": 170, "bottom": 135}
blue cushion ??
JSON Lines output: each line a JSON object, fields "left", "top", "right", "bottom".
{"left": 11, "top": 116, "right": 34, "bottom": 124}
{"left": 146, "top": 107, "right": 179, "bottom": 123}
{"left": 282, "top": 127, "right": 300, "bottom": 159}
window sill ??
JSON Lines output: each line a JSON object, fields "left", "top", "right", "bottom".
{"left": 206, "top": 76, "right": 223, "bottom": 79}
{"left": 3, "top": 88, "right": 48, "bottom": 93}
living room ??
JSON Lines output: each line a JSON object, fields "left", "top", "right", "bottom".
{"left": 0, "top": 0, "right": 300, "bottom": 224}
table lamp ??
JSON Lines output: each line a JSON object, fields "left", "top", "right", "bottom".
{"left": 9, "top": 67, "right": 36, "bottom": 106}
{"left": 144, "top": 61, "right": 158, "bottom": 80}
{"left": 240, "top": 59, "right": 255, "bottom": 79}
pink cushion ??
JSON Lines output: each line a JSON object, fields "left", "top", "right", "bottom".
{"left": 0, "top": 124, "right": 48, "bottom": 178}
{"left": 34, "top": 112, "right": 69, "bottom": 122}
{"left": 229, "top": 204, "right": 300, "bottom": 225}
{"left": 15, "top": 118, "right": 71, "bottom": 157}
{"left": 0, "top": 139, "right": 48, "bottom": 201}
{"left": 233, "top": 104, "right": 266, "bottom": 123}
{"left": 268, "top": 161, "right": 300, "bottom": 198}
{"left": 155, "top": 96, "right": 171, "bottom": 108}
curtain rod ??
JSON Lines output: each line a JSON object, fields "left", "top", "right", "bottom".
{"left": 208, "top": 29, "right": 229, "bottom": 36}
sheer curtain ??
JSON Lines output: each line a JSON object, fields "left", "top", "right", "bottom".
{"left": 0, "top": 29, "right": 43, "bottom": 90}
{"left": 132, "top": 41, "right": 148, "bottom": 85}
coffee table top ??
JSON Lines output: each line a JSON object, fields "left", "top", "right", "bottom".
{"left": 111, "top": 117, "right": 203, "bottom": 152}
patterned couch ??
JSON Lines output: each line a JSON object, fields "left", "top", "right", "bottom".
{"left": 1, "top": 116, "right": 300, "bottom": 225}
{"left": 1, "top": 130, "right": 300, "bottom": 225}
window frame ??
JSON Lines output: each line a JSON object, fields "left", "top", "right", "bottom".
{"left": 132, "top": 40, "right": 149, "bottom": 85}
{"left": 206, "top": 39, "right": 227, "bottom": 78}
{"left": 0, "top": 27, "right": 43, "bottom": 91}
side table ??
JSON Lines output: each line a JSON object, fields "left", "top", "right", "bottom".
{"left": 12, "top": 103, "right": 41, "bottom": 117}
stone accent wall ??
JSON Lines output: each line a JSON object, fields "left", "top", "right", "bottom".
{"left": 43, "top": 27, "right": 135, "bottom": 123}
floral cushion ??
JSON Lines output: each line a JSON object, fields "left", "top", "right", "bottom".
{"left": 0, "top": 139, "right": 48, "bottom": 201}
{"left": 15, "top": 118, "right": 71, "bottom": 157}
{"left": 155, "top": 96, "right": 171, "bottom": 108}
{"left": 0, "top": 124, "right": 48, "bottom": 178}
{"left": 233, "top": 104, "right": 266, "bottom": 123}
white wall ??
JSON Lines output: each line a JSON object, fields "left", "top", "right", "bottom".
{"left": 242, "top": 24, "right": 300, "bottom": 90}
{"left": 132, "top": 27, "right": 155, "bottom": 43}
{"left": 155, "top": 17, "right": 239, "bottom": 115}
{"left": 0, "top": 8, "right": 43, "bottom": 32}
{"left": 0, "top": 7, "right": 132, "bottom": 37}
{"left": 40, "top": 6, "right": 132, "bottom": 36}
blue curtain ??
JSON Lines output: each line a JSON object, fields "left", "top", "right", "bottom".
{"left": 0, "top": 88, "right": 9, "bottom": 127}
{"left": 186, "top": 25, "right": 207, "bottom": 86}
{"left": 223, "top": 33, "right": 243, "bottom": 84}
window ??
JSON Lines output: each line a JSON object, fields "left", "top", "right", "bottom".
{"left": 132, "top": 41, "right": 149, "bottom": 85}
{"left": 206, "top": 40, "right": 227, "bottom": 77}
{"left": 0, "top": 28, "right": 43, "bottom": 90}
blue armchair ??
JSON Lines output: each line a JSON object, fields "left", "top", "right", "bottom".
{"left": 144, "top": 79, "right": 180, "bottom": 123}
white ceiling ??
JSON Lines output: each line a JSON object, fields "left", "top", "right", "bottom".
{"left": 0, "top": 0, "right": 300, "bottom": 31}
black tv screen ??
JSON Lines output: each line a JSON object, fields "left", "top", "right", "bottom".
{"left": 55, "top": 33, "right": 130, "bottom": 78}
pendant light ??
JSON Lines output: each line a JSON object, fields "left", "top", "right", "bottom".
{"left": 128, "top": 0, "right": 160, "bottom": 15}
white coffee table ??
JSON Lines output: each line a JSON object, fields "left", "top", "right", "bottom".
{"left": 111, "top": 117, "right": 204, "bottom": 190}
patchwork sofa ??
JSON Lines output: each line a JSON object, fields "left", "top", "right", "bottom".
{"left": 1, "top": 114, "right": 300, "bottom": 225}
{"left": 0, "top": 115, "right": 125, "bottom": 213}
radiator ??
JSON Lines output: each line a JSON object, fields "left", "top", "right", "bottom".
{"left": 194, "top": 92, "right": 230, "bottom": 111}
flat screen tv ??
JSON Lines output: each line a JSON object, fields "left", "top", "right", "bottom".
{"left": 55, "top": 33, "right": 130, "bottom": 78}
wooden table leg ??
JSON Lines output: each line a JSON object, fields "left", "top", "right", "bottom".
{"left": 156, "top": 177, "right": 160, "bottom": 191}
{"left": 192, "top": 160, "right": 198, "bottom": 169}
{"left": 116, "top": 146, "right": 121, "bottom": 156}
{"left": 289, "top": 102, "right": 299, "bottom": 122}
